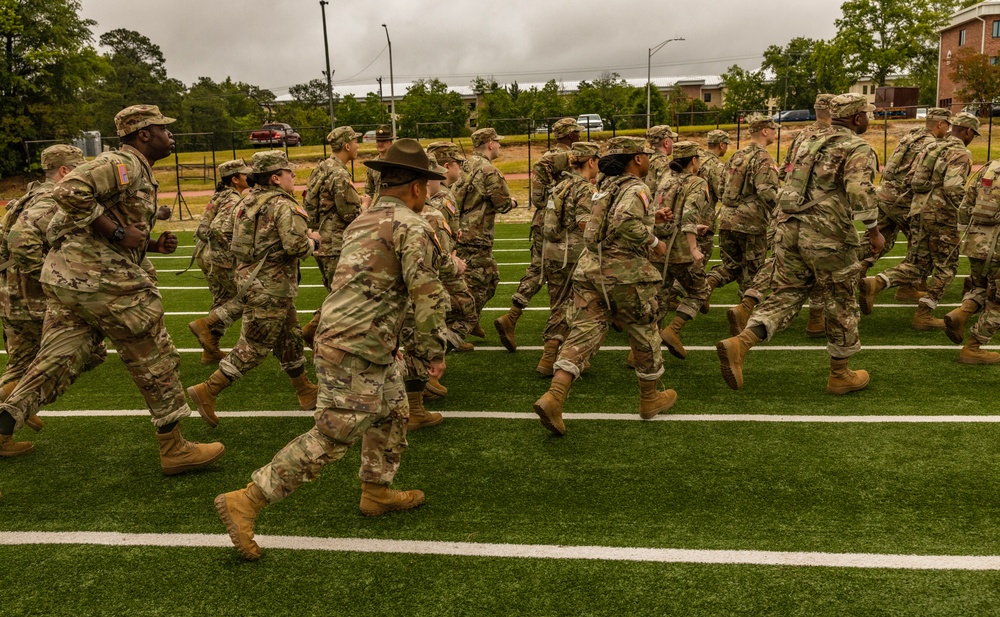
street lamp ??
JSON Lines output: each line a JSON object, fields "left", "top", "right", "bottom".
{"left": 382, "top": 24, "right": 396, "bottom": 138}
{"left": 647, "top": 37, "right": 684, "bottom": 129}
{"left": 319, "top": 1, "right": 335, "bottom": 130}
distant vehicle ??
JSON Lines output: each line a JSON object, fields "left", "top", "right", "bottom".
{"left": 576, "top": 114, "right": 604, "bottom": 133}
{"left": 362, "top": 130, "right": 377, "bottom": 143}
{"left": 915, "top": 107, "right": 928, "bottom": 119}
{"left": 249, "top": 122, "right": 301, "bottom": 147}
{"left": 771, "top": 109, "right": 816, "bottom": 123}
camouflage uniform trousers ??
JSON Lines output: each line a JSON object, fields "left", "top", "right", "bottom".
{"left": 1, "top": 316, "right": 41, "bottom": 389}
{"left": 456, "top": 245, "right": 499, "bottom": 326}
{"left": 315, "top": 255, "right": 341, "bottom": 293}
{"left": 400, "top": 305, "right": 430, "bottom": 382}
{"left": 553, "top": 279, "right": 664, "bottom": 381}
{"left": 747, "top": 220, "right": 862, "bottom": 359}
{"left": 744, "top": 252, "right": 826, "bottom": 332}
{"left": 444, "top": 275, "right": 476, "bottom": 338}
{"left": 877, "top": 215, "right": 959, "bottom": 309}
{"left": 251, "top": 346, "right": 409, "bottom": 503}
{"left": 218, "top": 291, "right": 306, "bottom": 381}
{"left": 861, "top": 198, "right": 912, "bottom": 268}
{"left": 511, "top": 210, "right": 545, "bottom": 307}
{"left": 706, "top": 229, "right": 767, "bottom": 294}
{"left": 663, "top": 234, "right": 715, "bottom": 307}
{"left": 205, "top": 264, "right": 243, "bottom": 333}
{"left": 650, "top": 259, "right": 709, "bottom": 323}
{"left": 963, "top": 256, "right": 1000, "bottom": 345}
{"left": 541, "top": 258, "right": 576, "bottom": 343}
{"left": 0, "top": 285, "right": 188, "bottom": 430}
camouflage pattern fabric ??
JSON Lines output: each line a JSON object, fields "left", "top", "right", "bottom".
{"left": 204, "top": 186, "right": 242, "bottom": 268}
{"left": 778, "top": 121, "right": 825, "bottom": 183}
{"left": 706, "top": 230, "right": 768, "bottom": 294}
{"left": 427, "top": 186, "right": 475, "bottom": 335}
{"left": 219, "top": 294, "right": 304, "bottom": 379}
{"left": 718, "top": 142, "right": 779, "bottom": 235}
{"left": 645, "top": 151, "right": 671, "bottom": 195}
{"left": 967, "top": 257, "right": 1000, "bottom": 345}
{"left": 251, "top": 349, "right": 409, "bottom": 503}
{"left": 364, "top": 157, "right": 381, "bottom": 202}
{"left": 697, "top": 148, "right": 726, "bottom": 207}
{"left": 455, "top": 244, "right": 497, "bottom": 329}
{"left": 428, "top": 185, "right": 460, "bottom": 239}
{"left": 455, "top": 153, "right": 515, "bottom": 248}
{"left": 303, "top": 156, "right": 362, "bottom": 260}
{"left": 232, "top": 186, "right": 312, "bottom": 299}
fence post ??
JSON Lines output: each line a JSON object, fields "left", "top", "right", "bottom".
{"left": 990, "top": 112, "right": 994, "bottom": 163}
{"left": 776, "top": 116, "right": 781, "bottom": 164}
{"left": 736, "top": 112, "right": 742, "bottom": 149}
{"left": 883, "top": 112, "right": 888, "bottom": 169}
{"left": 231, "top": 131, "right": 237, "bottom": 161}
{"left": 211, "top": 134, "right": 218, "bottom": 186}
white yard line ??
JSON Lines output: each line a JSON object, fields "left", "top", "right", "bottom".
{"left": 0, "top": 531, "right": 997, "bottom": 570}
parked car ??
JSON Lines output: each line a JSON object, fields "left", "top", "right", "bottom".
{"left": 771, "top": 109, "right": 816, "bottom": 123}
{"left": 362, "top": 130, "right": 377, "bottom": 143}
{"left": 576, "top": 114, "right": 604, "bottom": 133}
{"left": 249, "top": 122, "right": 301, "bottom": 147}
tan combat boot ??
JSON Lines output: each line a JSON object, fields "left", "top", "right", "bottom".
{"left": 859, "top": 276, "right": 886, "bottom": 315}
{"left": 156, "top": 425, "right": 225, "bottom": 475}
{"left": 456, "top": 340, "right": 474, "bottom": 352}
{"left": 425, "top": 375, "right": 448, "bottom": 398}
{"left": 301, "top": 311, "right": 321, "bottom": 349}
{"left": 189, "top": 316, "right": 223, "bottom": 359}
{"left": 532, "top": 370, "right": 572, "bottom": 436}
{"left": 289, "top": 373, "right": 318, "bottom": 410}
{"left": 201, "top": 332, "right": 226, "bottom": 365}
{"left": 359, "top": 481, "right": 425, "bottom": 517}
{"left": 625, "top": 349, "right": 636, "bottom": 368}
{"left": 406, "top": 390, "right": 443, "bottom": 430}
{"left": 637, "top": 378, "right": 677, "bottom": 419}
{"left": 894, "top": 284, "right": 925, "bottom": 302}
{"left": 659, "top": 315, "right": 689, "bottom": 360}
{"left": 726, "top": 296, "right": 758, "bottom": 337}
{"left": 911, "top": 305, "right": 945, "bottom": 331}
{"left": 716, "top": 329, "right": 761, "bottom": 390}
{"left": 215, "top": 482, "right": 268, "bottom": 560}
{"left": 959, "top": 339, "right": 1000, "bottom": 364}
{"left": 186, "top": 370, "right": 231, "bottom": 428}
{"left": 805, "top": 307, "right": 826, "bottom": 338}
{"left": 536, "top": 339, "right": 561, "bottom": 376}
{"left": 700, "top": 279, "right": 716, "bottom": 314}
{"left": 0, "top": 434, "right": 34, "bottom": 457}
{"left": 0, "top": 382, "right": 42, "bottom": 432}
{"left": 944, "top": 299, "right": 980, "bottom": 345}
{"left": 471, "top": 323, "right": 487, "bottom": 339}
{"left": 493, "top": 305, "right": 522, "bottom": 352}
{"left": 826, "top": 358, "right": 870, "bottom": 394}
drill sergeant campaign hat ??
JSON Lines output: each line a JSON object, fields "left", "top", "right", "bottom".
{"left": 746, "top": 113, "right": 778, "bottom": 133}
{"left": 114, "top": 104, "right": 176, "bottom": 137}
{"left": 605, "top": 136, "right": 654, "bottom": 155}
{"left": 363, "top": 138, "right": 446, "bottom": 181}
{"left": 570, "top": 141, "right": 601, "bottom": 158}
{"left": 471, "top": 127, "right": 504, "bottom": 148}
{"left": 706, "top": 129, "right": 731, "bottom": 145}
{"left": 552, "top": 117, "right": 584, "bottom": 138}
{"left": 926, "top": 107, "right": 952, "bottom": 122}
{"left": 426, "top": 141, "right": 466, "bottom": 163}
{"left": 951, "top": 111, "right": 981, "bottom": 135}
{"left": 830, "top": 93, "right": 876, "bottom": 119}
{"left": 374, "top": 124, "right": 394, "bottom": 141}
{"left": 40, "top": 144, "right": 85, "bottom": 171}
{"left": 814, "top": 93, "right": 835, "bottom": 111}
{"left": 218, "top": 158, "right": 252, "bottom": 178}
{"left": 250, "top": 150, "right": 295, "bottom": 174}
{"left": 326, "top": 126, "right": 361, "bottom": 149}
{"left": 646, "top": 124, "right": 678, "bottom": 145}
{"left": 671, "top": 141, "right": 700, "bottom": 159}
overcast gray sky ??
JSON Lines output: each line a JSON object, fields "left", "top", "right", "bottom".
{"left": 80, "top": 0, "right": 845, "bottom": 95}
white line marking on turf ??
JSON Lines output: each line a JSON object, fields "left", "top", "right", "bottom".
{"left": 1, "top": 531, "right": 998, "bottom": 570}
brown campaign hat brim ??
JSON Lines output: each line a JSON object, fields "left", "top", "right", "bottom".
{"left": 364, "top": 159, "right": 446, "bottom": 181}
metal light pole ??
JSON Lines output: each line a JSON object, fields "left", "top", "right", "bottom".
{"left": 381, "top": 24, "right": 396, "bottom": 138}
{"left": 647, "top": 37, "right": 684, "bottom": 129}
{"left": 319, "top": 0, "right": 335, "bottom": 130}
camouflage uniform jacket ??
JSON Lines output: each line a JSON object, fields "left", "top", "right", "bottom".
{"left": 778, "top": 121, "right": 825, "bottom": 182}
{"left": 233, "top": 186, "right": 312, "bottom": 299}
{"left": 908, "top": 134, "right": 970, "bottom": 227}
{"left": 1, "top": 181, "right": 56, "bottom": 319}
{"left": 206, "top": 186, "right": 242, "bottom": 268}
{"left": 530, "top": 143, "right": 572, "bottom": 209}
{"left": 422, "top": 201, "right": 458, "bottom": 280}
{"left": 718, "top": 142, "right": 779, "bottom": 235}
{"left": 697, "top": 149, "right": 726, "bottom": 206}
{"left": 364, "top": 156, "right": 381, "bottom": 202}
{"left": 876, "top": 128, "right": 937, "bottom": 212}
{"left": 45, "top": 145, "right": 159, "bottom": 295}
{"left": 428, "top": 185, "right": 459, "bottom": 237}
{"left": 455, "top": 153, "right": 515, "bottom": 248}
{"left": 777, "top": 125, "right": 878, "bottom": 249}
{"left": 316, "top": 195, "right": 448, "bottom": 366}
{"left": 574, "top": 174, "right": 661, "bottom": 285}
{"left": 542, "top": 169, "right": 595, "bottom": 264}
{"left": 958, "top": 162, "right": 1000, "bottom": 260}
{"left": 646, "top": 151, "right": 671, "bottom": 194}
{"left": 303, "top": 156, "right": 362, "bottom": 258}
{"left": 654, "top": 171, "right": 712, "bottom": 264}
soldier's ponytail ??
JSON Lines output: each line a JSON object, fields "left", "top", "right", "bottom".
{"left": 598, "top": 153, "right": 633, "bottom": 176}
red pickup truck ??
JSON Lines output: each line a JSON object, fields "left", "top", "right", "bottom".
{"left": 249, "top": 122, "right": 301, "bottom": 147}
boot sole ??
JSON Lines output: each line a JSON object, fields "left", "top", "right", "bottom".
{"left": 943, "top": 315, "right": 965, "bottom": 345}
{"left": 188, "top": 322, "right": 222, "bottom": 356}
{"left": 715, "top": 342, "right": 743, "bottom": 390}
{"left": 493, "top": 319, "right": 516, "bottom": 352}
{"left": 826, "top": 377, "right": 871, "bottom": 395}
{"left": 407, "top": 415, "right": 444, "bottom": 431}
{"left": 162, "top": 444, "right": 225, "bottom": 476}
{"left": 959, "top": 355, "right": 1000, "bottom": 365}
{"left": 859, "top": 282, "right": 877, "bottom": 316}
{"left": 663, "top": 340, "right": 687, "bottom": 360}
{"left": 214, "top": 494, "right": 262, "bottom": 560}
{"left": 360, "top": 495, "right": 426, "bottom": 517}
{"left": 424, "top": 384, "right": 448, "bottom": 397}
{"left": 0, "top": 443, "right": 35, "bottom": 457}
{"left": 532, "top": 401, "right": 566, "bottom": 436}
{"left": 186, "top": 386, "right": 220, "bottom": 428}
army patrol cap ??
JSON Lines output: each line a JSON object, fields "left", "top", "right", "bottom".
{"left": 364, "top": 138, "right": 446, "bottom": 181}
{"left": 814, "top": 93, "right": 835, "bottom": 111}
{"left": 646, "top": 124, "right": 678, "bottom": 144}
{"left": 746, "top": 113, "right": 777, "bottom": 133}
{"left": 926, "top": 107, "right": 951, "bottom": 122}
{"left": 471, "top": 127, "right": 504, "bottom": 148}
{"left": 570, "top": 141, "right": 601, "bottom": 159}
{"left": 375, "top": 124, "right": 394, "bottom": 141}
{"left": 426, "top": 141, "right": 465, "bottom": 163}
{"left": 218, "top": 158, "right": 252, "bottom": 178}
{"left": 606, "top": 136, "right": 654, "bottom": 155}
{"left": 672, "top": 141, "right": 700, "bottom": 159}
{"left": 114, "top": 104, "right": 176, "bottom": 137}
{"left": 706, "top": 129, "right": 731, "bottom": 145}
{"left": 552, "top": 117, "right": 584, "bottom": 138}
{"left": 951, "top": 112, "right": 981, "bottom": 135}
{"left": 426, "top": 153, "right": 447, "bottom": 175}
{"left": 326, "top": 126, "right": 361, "bottom": 149}
{"left": 40, "top": 144, "right": 85, "bottom": 171}
{"left": 830, "top": 93, "right": 876, "bottom": 119}
{"left": 251, "top": 150, "right": 295, "bottom": 174}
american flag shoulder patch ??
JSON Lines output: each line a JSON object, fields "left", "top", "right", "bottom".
{"left": 639, "top": 188, "right": 650, "bottom": 210}
{"left": 983, "top": 178, "right": 993, "bottom": 188}
{"left": 116, "top": 164, "right": 129, "bottom": 187}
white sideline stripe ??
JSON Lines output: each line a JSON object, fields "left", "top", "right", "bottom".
{"left": 1, "top": 531, "right": 998, "bottom": 570}
{"left": 34, "top": 409, "right": 1000, "bottom": 424}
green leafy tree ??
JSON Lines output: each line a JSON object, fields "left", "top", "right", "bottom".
{"left": 893, "top": 47, "right": 940, "bottom": 106}
{"left": 570, "top": 72, "right": 638, "bottom": 130}
{"left": 396, "top": 79, "right": 469, "bottom": 138}
{"left": 334, "top": 93, "right": 387, "bottom": 130}
{"left": 471, "top": 76, "right": 519, "bottom": 127}
{"left": 624, "top": 84, "right": 670, "bottom": 129}
{"left": 950, "top": 47, "right": 1000, "bottom": 113}
{"left": 719, "top": 65, "right": 769, "bottom": 123}
{"left": 526, "top": 80, "right": 567, "bottom": 124}
{"left": 762, "top": 38, "right": 857, "bottom": 111}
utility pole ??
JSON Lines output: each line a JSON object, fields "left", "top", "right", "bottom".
{"left": 319, "top": 0, "right": 335, "bottom": 130}
{"left": 377, "top": 76, "right": 384, "bottom": 124}
{"left": 382, "top": 24, "right": 396, "bottom": 138}
{"left": 647, "top": 37, "right": 684, "bottom": 129}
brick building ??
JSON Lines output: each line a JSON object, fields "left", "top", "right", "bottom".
{"left": 938, "top": 1, "right": 1000, "bottom": 111}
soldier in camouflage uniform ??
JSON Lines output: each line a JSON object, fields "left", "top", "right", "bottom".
{"left": 860, "top": 112, "right": 979, "bottom": 330}
{"left": 494, "top": 117, "right": 582, "bottom": 352}
{"left": 716, "top": 93, "right": 885, "bottom": 394}
{"left": 645, "top": 125, "right": 677, "bottom": 194}
{"left": 187, "top": 151, "right": 319, "bottom": 427}
{"left": 705, "top": 114, "right": 779, "bottom": 302}
{"left": 535, "top": 141, "right": 599, "bottom": 376}
{"left": 362, "top": 124, "right": 394, "bottom": 208}
{"left": 778, "top": 94, "right": 834, "bottom": 183}
{"left": 652, "top": 141, "right": 713, "bottom": 360}
{"left": 188, "top": 159, "right": 252, "bottom": 364}
{"left": 533, "top": 137, "right": 677, "bottom": 436}
{"left": 214, "top": 139, "right": 448, "bottom": 561}
{"left": 300, "top": 126, "right": 363, "bottom": 346}
{"left": 454, "top": 127, "right": 516, "bottom": 341}
{"left": 0, "top": 145, "right": 106, "bottom": 436}
{"left": 697, "top": 129, "right": 730, "bottom": 257}
{"left": 0, "top": 105, "right": 225, "bottom": 472}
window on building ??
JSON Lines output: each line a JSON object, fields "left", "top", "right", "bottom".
{"left": 862, "top": 85, "right": 868, "bottom": 95}
{"left": 940, "top": 98, "right": 952, "bottom": 109}
{"left": 703, "top": 92, "right": 712, "bottom": 103}
{"left": 960, "top": 29, "right": 967, "bottom": 46}
{"left": 992, "top": 57, "right": 1000, "bottom": 66}
{"left": 993, "top": 20, "right": 1000, "bottom": 37}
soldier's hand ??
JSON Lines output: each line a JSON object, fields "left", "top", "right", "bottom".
{"left": 867, "top": 228, "right": 885, "bottom": 253}
{"left": 695, "top": 224, "right": 710, "bottom": 236}
{"left": 428, "top": 359, "right": 446, "bottom": 379}
{"left": 453, "top": 253, "right": 467, "bottom": 276}
{"left": 120, "top": 223, "right": 147, "bottom": 249}
{"left": 691, "top": 247, "right": 704, "bottom": 263}
{"left": 652, "top": 238, "right": 668, "bottom": 257}
{"left": 156, "top": 231, "right": 178, "bottom": 254}
{"left": 654, "top": 208, "right": 673, "bottom": 223}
